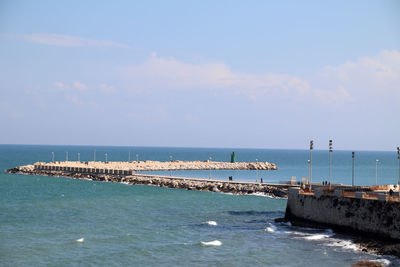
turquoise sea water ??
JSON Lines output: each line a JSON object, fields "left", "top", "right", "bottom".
{"left": 1, "top": 145, "right": 399, "bottom": 266}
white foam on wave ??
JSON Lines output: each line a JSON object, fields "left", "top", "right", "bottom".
{"left": 284, "top": 230, "right": 311, "bottom": 236}
{"left": 304, "top": 234, "right": 330, "bottom": 240}
{"left": 204, "top": 221, "right": 218, "bottom": 226}
{"left": 265, "top": 227, "right": 275, "bottom": 232}
{"left": 368, "top": 259, "right": 391, "bottom": 266}
{"left": 325, "top": 239, "right": 360, "bottom": 251}
{"left": 201, "top": 240, "right": 222, "bottom": 246}
{"left": 75, "top": 237, "right": 84, "bottom": 243}
{"left": 250, "top": 192, "right": 275, "bottom": 198}
{"left": 265, "top": 223, "right": 277, "bottom": 232}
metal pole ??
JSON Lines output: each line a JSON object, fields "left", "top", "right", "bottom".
{"left": 128, "top": 151, "right": 131, "bottom": 162}
{"left": 105, "top": 153, "right": 108, "bottom": 163}
{"left": 94, "top": 149, "right": 96, "bottom": 162}
{"left": 66, "top": 152, "right": 68, "bottom": 162}
{"left": 78, "top": 152, "right": 80, "bottom": 162}
{"left": 397, "top": 147, "right": 400, "bottom": 188}
{"left": 352, "top": 152, "right": 355, "bottom": 187}
{"left": 52, "top": 152, "right": 55, "bottom": 163}
{"left": 375, "top": 159, "right": 379, "bottom": 185}
{"left": 256, "top": 158, "right": 258, "bottom": 183}
{"left": 136, "top": 154, "right": 139, "bottom": 162}
{"left": 329, "top": 140, "right": 332, "bottom": 191}
{"left": 307, "top": 160, "right": 310, "bottom": 184}
{"left": 310, "top": 140, "right": 313, "bottom": 189}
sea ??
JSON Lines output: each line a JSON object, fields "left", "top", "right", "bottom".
{"left": 1, "top": 144, "right": 399, "bottom": 266}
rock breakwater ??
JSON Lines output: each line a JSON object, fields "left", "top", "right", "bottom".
{"left": 7, "top": 164, "right": 288, "bottom": 198}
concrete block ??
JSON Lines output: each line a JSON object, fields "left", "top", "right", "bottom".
{"left": 314, "top": 189, "right": 323, "bottom": 198}
{"left": 289, "top": 187, "right": 300, "bottom": 198}
{"left": 334, "top": 190, "right": 342, "bottom": 198}
{"left": 378, "top": 193, "right": 387, "bottom": 201}
{"left": 355, "top": 192, "right": 364, "bottom": 199}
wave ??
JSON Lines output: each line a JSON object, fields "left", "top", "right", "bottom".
{"left": 325, "top": 239, "right": 360, "bottom": 251}
{"left": 201, "top": 240, "right": 222, "bottom": 246}
{"left": 75, "top": 237, "right": 84, "bottom": 243}
{"left": 265, "top": 223, "right": 278, "bottom": 232}
{"left": 304, "top": 234, "right": 330, "bottom": 240}
{"left": 204, "top": 221, "right": 218, "bottom": 226}
{"left": 285, "top": 228, "right": 361, "bottom": 252}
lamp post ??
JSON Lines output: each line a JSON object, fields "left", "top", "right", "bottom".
{"left": 78, "top": 152, "right": 80, "bottom": 162}
{"left": 375, "top": 159, "right": 379, "bottom": 185}
{"left": 307, "top": 160, "right": 311, "bottom": 184}
{"left": 256, "top": 158, "right": 258, "bottom": 183}
{"left": 352, "top": 152, "right": 355, "bottom": 187}
{"left": 52, "top": 152, "right": 55, "bottom": 163}
{"left": 209, "top": 157, "right": 212, "bottom": 179}
{"left": 329, "top": 140, "right": 332, "bottom": 191}
{"left": 310, "top": 140, "right": 313, "bottom": 189}
{"left": 128, "top": 151, "right": 131, "bottom": 162}
{"left": 397, "top": 147, "right": 400, "bottom": 189}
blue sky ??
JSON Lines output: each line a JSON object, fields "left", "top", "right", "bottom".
{"left": 0, "top": 0, "right": 399, "bottom": 150}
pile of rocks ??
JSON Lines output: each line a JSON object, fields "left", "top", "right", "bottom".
{"left": 7, "top": 165, "right": 287, "bottom": 198}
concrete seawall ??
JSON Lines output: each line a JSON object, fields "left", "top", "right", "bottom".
{"left": 7, "top": 164, "right": 288, "bottom": 197}
{"left": 285, "top": 187, "right": 400, "bottom": 240}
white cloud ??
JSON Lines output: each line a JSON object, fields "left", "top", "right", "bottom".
{"left": 318, "top": 50, "right": 400, "bottom": 94}
{"left": 119, "top": 50, "right": 400, "bottom": 106}
{"left": 6, "top": 33, "right": 129, "bottom": 48}
{"left": 99, "top": 83, "right": 115, "bottom": 93}
{"left": 53, "top": 81, "right": 87, "bottom": 91}
{"left": 120, "top": 53, "right": 352, "bottom": 105}
{"left": 73, "top": 81, "right": 87, "bottom": 90}
{"left": 54, "top": 81, "right": 68, "bottom": 89}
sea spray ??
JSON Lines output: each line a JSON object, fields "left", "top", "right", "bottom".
{"left": 201, "top": 240, "right": 222, "bottom": 246}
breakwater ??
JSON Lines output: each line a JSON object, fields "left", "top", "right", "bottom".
{"left": 7, "top": 163, "right": 287, "bottom": 197}
{"left": 284, "top": 187, "right": 400, "bottom": 256}
{"left": 29, "top": 160, "right": 277, "bottom": 172}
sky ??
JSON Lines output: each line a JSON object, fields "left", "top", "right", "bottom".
{"left": 0, "top": 0, "right": 399, "bottom": 150}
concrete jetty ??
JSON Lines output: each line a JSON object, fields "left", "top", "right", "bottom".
{"left": 7, "top": 161, "right": 287, "bottom": 197}
{"left": 29, "top": 160, "right": 277, "bottom": 172}
{"left": 284, "top": 186, "right": 400, "bottom": 256}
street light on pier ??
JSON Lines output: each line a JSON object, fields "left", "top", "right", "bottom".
{"left": 397, "top": 147, "right": 400, "bottom": 188}
{"left": 256, "top": 158, "right": 259, "bottom": 183}
{"left": 375, "top": 159, "right": 379, "bottom": 185}
{"left": 352, "top": 152, "right": 355, "bottom": 187}
{"left": 310, "top": 140, "right": 313, "bottom": 189}
{"left": 329, "top": 140, "right": 333, "bottom": 191}
{"left": 78, "top": 152, "right": 80, "bottom": 162}
{"left": 307, "top": 160, "right": 311, "bottom": 184}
